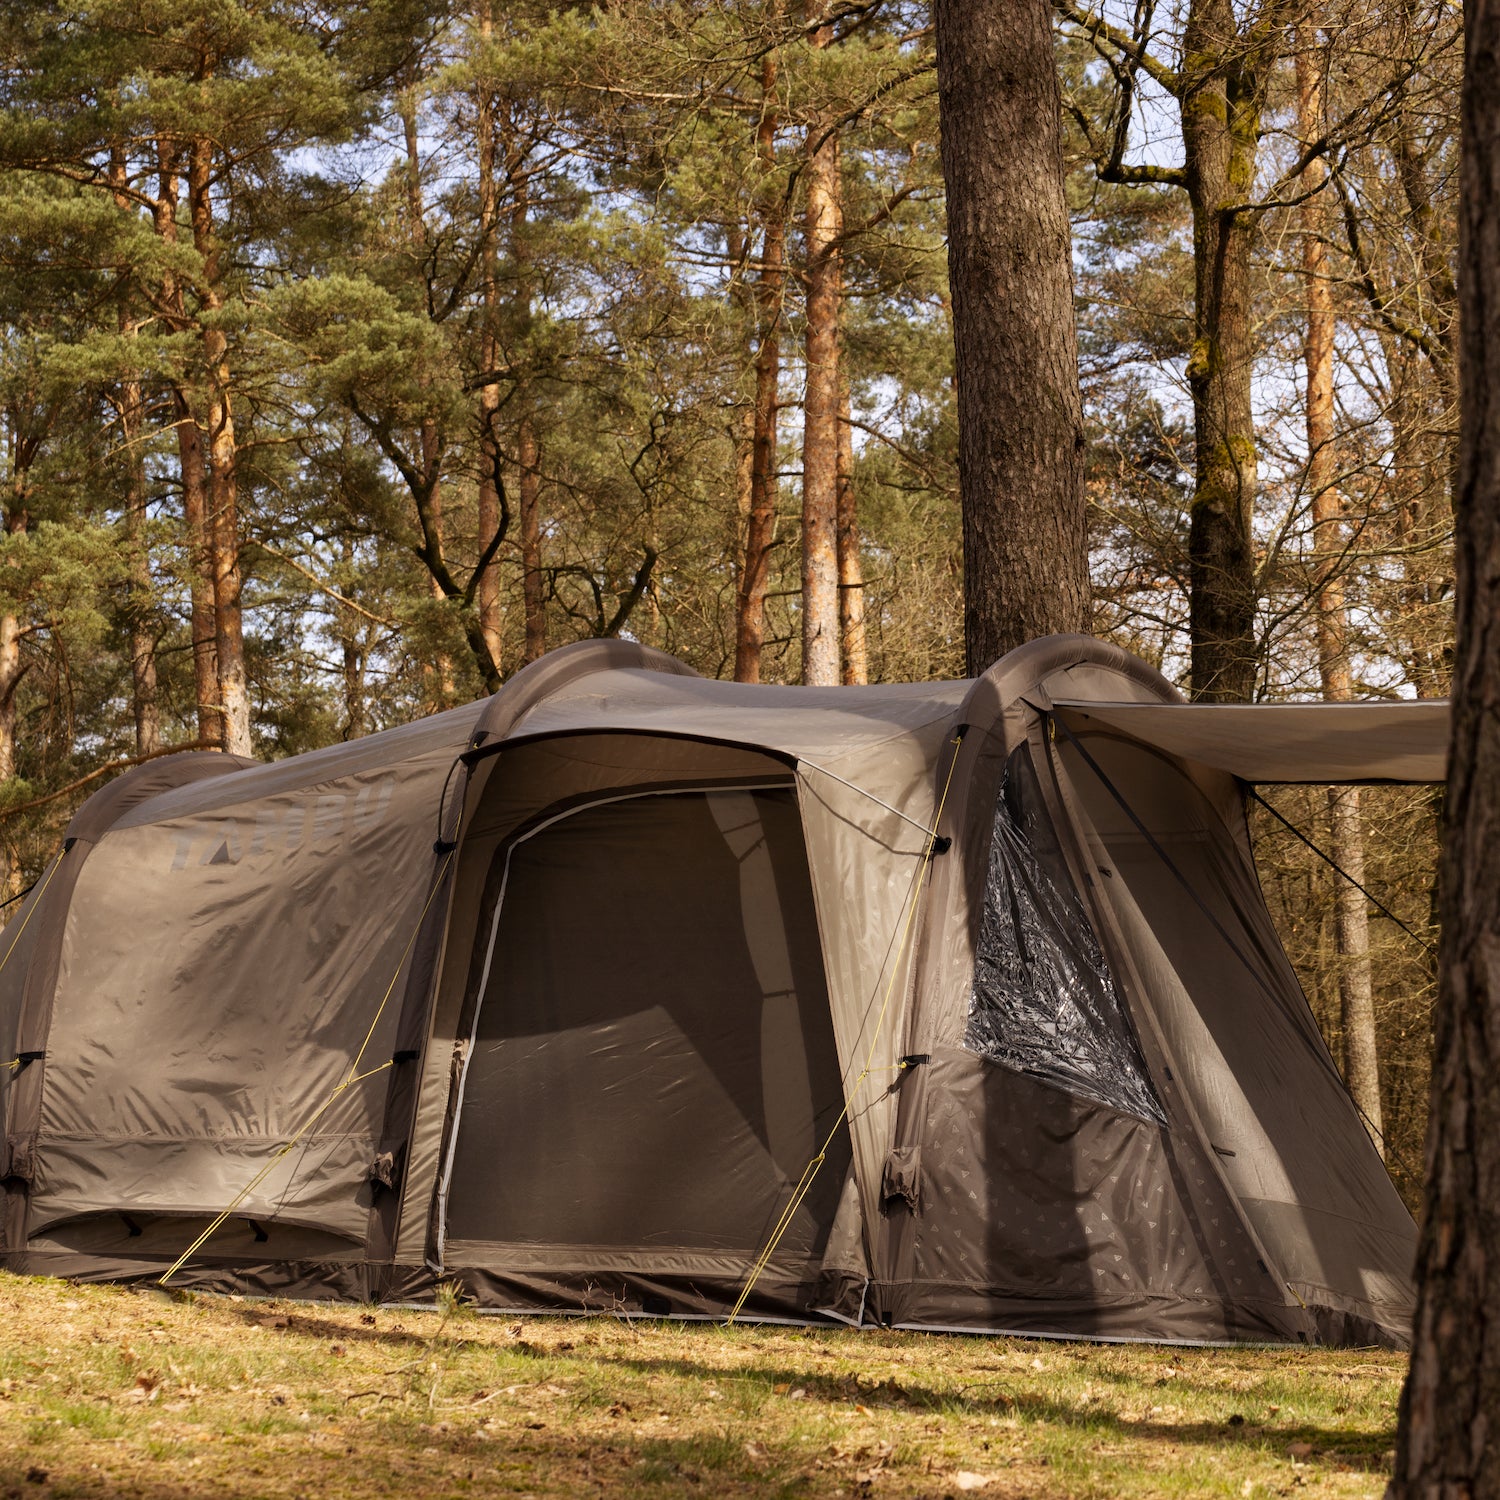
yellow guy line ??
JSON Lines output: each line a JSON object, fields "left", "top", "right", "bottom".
{"left": 726, "top": 730, "right": 966, "bottom": 1325}
{"left": 159, "top": 850, "right": 456, "bottom": 1286}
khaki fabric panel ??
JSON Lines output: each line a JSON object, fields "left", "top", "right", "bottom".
{"left": 0, "top": 867, "right": 54, "bottom": 1072}
{"left": 393, "top": 735, "right": 802, "bottom": 1266}
{"left": 30, "top": 1136, "right": 376, "bottom": 1240}
{"left": 903, "top": 1052, "right": 1306, "bottom": 1341}
{"left": 1055, "top": 700, "right": 1448, "bottom": 784}
{"left": 509, "top": 671, "right": 969, "bottom": 766}
{"left": 1064, "top": 734, "right": 1416, "bottom": 1335}
{"left": 793, "top": 712, "right": 959, "bottom": 1284}
{"left": 29, "top": 739, "right": 466, "bottom": 1247}
{"left": 0, "top": 863, "right": 57, "bottom": 1194}
{"left": 108, "top": 703, "right": 485, "bottom": 831}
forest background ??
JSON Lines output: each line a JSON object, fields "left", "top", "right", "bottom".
{"left": 0, "top": 0, "right": 1459, "bottom": 1203}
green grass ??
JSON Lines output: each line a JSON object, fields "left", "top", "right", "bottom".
{"left": 0, "top": 1271, "right": 1403, "bottom": 1497}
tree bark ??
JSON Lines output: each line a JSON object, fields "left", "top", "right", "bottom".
{"left": 1390, "top": 2, "right": 1500, "bottom": 1487}
{"left": 398, "top": 90, "right": 457, "bottom": 708}
{"left": 801, "top": 14, "right": 841, "bottom": 687}
{"left": 339, "top": 533, "right": 365, "bottom": 740}
{"left": 837, "top": 381, "right": 867, "bottom": 684}
{"left": 519, "top": 409, "right": 545, "bottom": 662}
{"left": 0, "top": 455, "right": 29, "bottom": 792}
{"left": 188, "top": 133, "right": 252, "bottom": 756}
{"left": 108, "top": 152, "right": 161, "bottom": 757}
{"left": 1298, "top": 25, "right": 1381, "bottom": 1152}
{"left": 734, "top": 43, "right": 785, "bottom": 684}
{"left": 1182, "top": 0, "right": 1263, "bottom": 703}
{"left": 933, "top": 0, "right": 1090, "bottom": 675}
{"left": 1384, "top": 335, "right": 1451, "bottom": 700}
{"left": 155, "top": 143, "right": 219, "bottom": 745}
{"left": 119, "top": 370, "right": 161, "bottom": 758}
{"left": 474, "top": 6, "right": 506, "bottom": 678}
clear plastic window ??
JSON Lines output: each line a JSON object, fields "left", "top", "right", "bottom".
{"left": 966, "top": 748, "right": 1164, "bottom": 1124}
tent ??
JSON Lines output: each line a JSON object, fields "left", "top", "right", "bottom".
{"left": 0, "top": 635, "right": 1445, "bottom": 1346}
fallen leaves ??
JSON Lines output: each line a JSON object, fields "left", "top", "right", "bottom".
{"left": 123, "top": 1372, "right": 161, "bottom": 1403}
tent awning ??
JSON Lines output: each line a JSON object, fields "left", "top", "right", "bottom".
{"left": 1052, "top": 699, "right": 1450, "bottom": 784}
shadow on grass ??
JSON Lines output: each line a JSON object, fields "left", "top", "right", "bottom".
{"left": 0, "top": 1425, "right": 849, "bottom": 1500}
{"left": 576, "top": 1350, "right": 1397, "bottom": 1475}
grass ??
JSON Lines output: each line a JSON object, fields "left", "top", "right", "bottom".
{"left": 0, "top": 1271, "right": 1404, "bottom": 1498}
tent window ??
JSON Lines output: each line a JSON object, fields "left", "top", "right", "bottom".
{"left": 965, "top": 748, "right": 1165, "bottom": 1125}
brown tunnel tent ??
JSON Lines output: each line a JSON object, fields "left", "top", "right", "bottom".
{"left": 0, "top": 636, "right": 1447, "bottom": 1346}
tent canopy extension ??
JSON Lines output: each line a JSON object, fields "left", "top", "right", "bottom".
{"left": 0, "top": 635, "right": 1443, "bottom": 1346}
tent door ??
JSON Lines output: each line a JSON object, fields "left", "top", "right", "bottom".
{"left": 436, "top": 783, "right": 851, "bottom": 1288}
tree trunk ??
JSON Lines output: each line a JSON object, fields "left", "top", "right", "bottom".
{"left": 474, "top": 8, "right": 506, "bottom": 679}
{"left": 734, "top": 44, "right": 785, "bottom": 684}
{"left": 1298, "top": 25, "right": 1382, "bottom": 1152}
{"left": 107, "top": 152, "right": 161, "bottom": 757}
{"left": 172, "top": 387, "right": 219, "bottom": 745}
{"left": 731, "top": 331, "right": 757, "bottom": 666}
{"left": 837, "top": 381, "right": 867, "bottom": 684}
{"left": 1182, "top": 0, "right": 1261, "bottom": 703}
{"left": 932, "top": 0, "right": 1089, "bottom": 675}
{"left": 188, "top": 135, "right": 251, "bottom": 756}
{"left": 1326, "top": 787, "right": 1381, "bottom": 1145}
{"left": 339, "top": 533, "right": 365, "bottom": 740}
{"left": 155, "top": 143, "right": 219, "bottom": 745}
{"left": 397, "top": 90, "right": 456, "bottom": 708}
{"left": 519, "top": 409, "right": 545, "bottom": 662}
{"left": 1390, "top": 3, "right": 1500, "bottom": 1487}
{"left": 119, "top": 371, "right": 161, "bottom": 758}
{"left": 801, "top": 14, "right": 841, "bottom": 687}
{"left": 1385, "top": 335, "right": 1451, "bottom": 700}
{"left": 0, "top": 461, "right": 27, "bottom": 793}
{"left": 0, "top": 610, "right": 18, "bottom": 787}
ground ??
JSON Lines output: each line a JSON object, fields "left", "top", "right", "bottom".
{"left": 0, "top": 1273, "right": 1403, "bottom": 1498}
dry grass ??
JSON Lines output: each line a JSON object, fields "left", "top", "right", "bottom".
{"left": 0, "top": 1272, "right": 1404, "bottom": 1498}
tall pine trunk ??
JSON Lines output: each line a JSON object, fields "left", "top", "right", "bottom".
{"left": 836, "top": 382, "right": 867, "bottom": 684}
{"left": 0, "top": 447, "right": 28, "bottom": 794}
{"left": 119, "top": 370, "right": 161, "bottom": 757}
{"left": 188, "top": 134, "right": 251, "bottom": 756}
{"left": 1390, "top": 2, "right": 1500, "bottom": 1484}
{"left": 155, "top": 144, "right": 218, "bottom": 745}
{"left": 474, "top": 6, "right": 506, "bottom": 679}
{"left": 734, "top": 42, "right": 785, "bottom": 684}
{"left": 801, "top": 14, "right": 841, "bottom": 687}
{"left": 1182, "top": 0, "right": 1261, "bottom": 702}
{"left": 400, "top": 89, "right": 457, "bottom": 706}
{"left": 1298, "top": 27, "right": 1381, "bottom": 1151}
{"left": 108, "top": 153, "right": 160, "bottom": 756}
{"left": 508, "top": 140, "right": 546, "bottom": 665}
{"left": 339, "top": 533, "right": 366, "bottom": 739}
{"left": 519, "top": 410, "right": 545, "bottom": 662}
{"left": 933, "top": 0, "right": 1090, "bottom": 674}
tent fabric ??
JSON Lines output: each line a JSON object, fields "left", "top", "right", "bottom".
{"left": 0, "top": 634, "right": 1424, "bottom": 1345}
{"left": 1054, "top": 699, "right": 1450, "bottom": 784}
